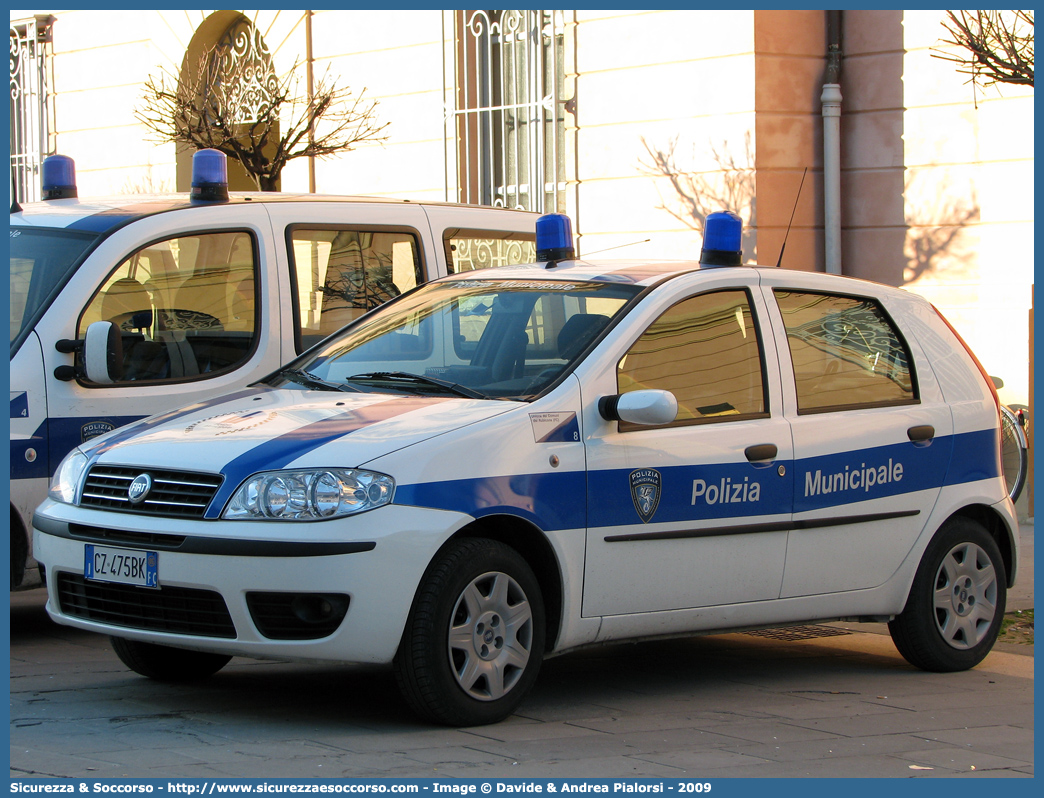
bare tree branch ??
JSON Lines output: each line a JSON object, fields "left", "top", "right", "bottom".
{"left": 639, "top": 133, "right": 758, "bottom": 263}
{"left": 933, "top": 10, "right": 1034, "bottom": 89}
{"left": 136, "top": 45, "right": 390, "bottom": 191}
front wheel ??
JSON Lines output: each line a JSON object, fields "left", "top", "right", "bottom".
{"left": 111, "top": 637, "right": 232, "bottom": 682}
{"left": 394, "top": 538, "right": 545, "bottom": 726}
{"left": 888, "top": 518, "right": 1006, "bottom": 672}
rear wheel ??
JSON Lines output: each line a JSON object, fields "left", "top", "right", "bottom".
{"left": 394, "top": 538, "right": 545, "bottom": 726}
{"left": 888, "top": 518, "right": 1006, "bottom": 671}
{"left": 111, "top": 637, "right": 231, "bottom": 682}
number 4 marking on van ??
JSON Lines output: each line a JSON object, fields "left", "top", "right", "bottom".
{"left": 10, "top": 392, "right": 29, "bottom": 419}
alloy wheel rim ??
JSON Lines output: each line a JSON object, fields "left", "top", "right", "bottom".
{"left": 933, "top": 542, "right": 998, "bottom": 649}
{"left": 447, "top": 571, "right": 533, "bottom": 701}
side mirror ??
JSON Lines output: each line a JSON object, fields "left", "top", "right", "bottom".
{"left": 82, "top": 321, "right": 123, "bottom": 384}
{"left": 598, "top": 389, "right": 678, "bottom": 426}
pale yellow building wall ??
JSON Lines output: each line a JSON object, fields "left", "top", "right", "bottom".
{"left": 43, "top": 9, "right": 433, "bottom": 198}
{"left": 301, "top": 9, "right": 446, "bottom": 199}
{"left": 44, "top": 9, "right": 182, "bottom": 194}
{"left": 570, "top": 10, "right": 756, "bottom": 261}
{"left": 899, "top": 10, "right": 1034, "bottom": 408}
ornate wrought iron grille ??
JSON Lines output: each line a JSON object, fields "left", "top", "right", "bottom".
{"left": 213, "top": 17, "right": 277, "bottom": 124}
{"left": 447, "top": 10, "right": 566, "bottom": 212}
{"left": 10, "top": 16, "right": 53, "bottom": 204}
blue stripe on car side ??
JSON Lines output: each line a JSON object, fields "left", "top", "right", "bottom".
{"left": 392, "top": 470, "right": 588, "bottom": 531}
{"left": 391, "top": 429, "right": 999, "bottom": 533}
{"left": 204, "top": 396, "right": 448, "bottom": 518}
{"left": 586, "top": 457, "right": 793, "bottom": 529}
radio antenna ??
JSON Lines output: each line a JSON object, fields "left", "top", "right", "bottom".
{"left": 775, "top": 167, "right": 808, "bottom": 268}
{"left": 583, "top": 238, "right": 651, "bottom": 257}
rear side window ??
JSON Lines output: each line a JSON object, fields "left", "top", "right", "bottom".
{"left": 444, "top": 230, "right": 536, "bottom": 273}
{"left": 773, "top": 290, "right": 916, "bottom": 413}
{"left": 290, "top": 228, "right": 421, "bottom": 351}
{"left": 617, "top": 289, "right": 767, "bottom": 428}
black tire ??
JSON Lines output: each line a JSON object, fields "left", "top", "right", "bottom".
{"left": 111, "top": 637, "right": 232, "bottom": 682}
{"left": 11, "top": 508, "right": 27, "bottom": 590}
{"left": 888, "top": 517, "right": 1006, "bottom": 672}
{"left": 394, "top": 538, "right": 545, "bottom": 726}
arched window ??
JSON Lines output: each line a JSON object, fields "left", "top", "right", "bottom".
{"left": 175, "top": 12, "right": 278, "bottom": 191}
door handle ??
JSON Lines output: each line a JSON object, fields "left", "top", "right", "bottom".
{"left": 907, "top": 425, "right": 935, "bottom": 443}
{"left": 745, "top": 443, "right": 778, "bottom": 462}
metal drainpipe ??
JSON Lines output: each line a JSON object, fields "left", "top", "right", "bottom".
{"left": 822, "top": 10, "right": 843, "bottom": 274}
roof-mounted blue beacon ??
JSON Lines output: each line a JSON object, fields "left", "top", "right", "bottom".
{"left": 536, "top": 213, "right": 575, "bottom": 266}
{"left": 699, "top": 210, "right": 743, "bottom": 268}
{"left": 190, "top": 148, "right": 230, "bottom": 203}
{"left": 41, "top": 155, "right": 78, "bottom": 201}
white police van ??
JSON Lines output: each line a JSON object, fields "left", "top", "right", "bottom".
{"left": 32, "top": 211, "right": 1019, "bottom": 726}
{"left": 10, "top": 150, "right": 538, "bottom": 590}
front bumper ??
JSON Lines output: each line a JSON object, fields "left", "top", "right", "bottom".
{"left": 32, "top": 499, "right": 468, "bottom": 664}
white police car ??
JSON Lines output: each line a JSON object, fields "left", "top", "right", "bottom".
{"left": 32, "top": 212, "right": 1019, "bottom": 726}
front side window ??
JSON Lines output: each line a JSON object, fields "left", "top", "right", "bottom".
{"left": 774, "top": 290, "right": 915, "bottom": 413}
{"left": 290, "top": 228, "right": 421, "bottom": 351}
{"left": 78, "top": 231, "right": 258, "bottom": 383}
{"left": 617, "top": 290, "right": 767, "bottom": 429}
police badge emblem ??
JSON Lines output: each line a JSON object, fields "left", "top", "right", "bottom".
{"left": 629, "top": 469, "right": 662, "bottom": 523}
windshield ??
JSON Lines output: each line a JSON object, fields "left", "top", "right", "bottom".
{"left": 11, "top": 226, "right": 99, "bottom": 349}
{"left": 289, "top": 277, "right": 642, "bottom": 400}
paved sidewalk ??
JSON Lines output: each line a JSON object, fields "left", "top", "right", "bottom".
{"left": 1007, "top": 518, "right": 1034, "bottom": 611}
{"left": 9, "top": 522, "right": 1033, "bottom": 779}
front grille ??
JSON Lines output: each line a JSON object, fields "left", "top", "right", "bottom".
{"left": 80, "top": 465, "right": 223, "bottom": 518}
{"left": 56, "top": 572, "right": 236, "bottom": 638}
{"left": 246, "top": 592, "right": 350, "bottom": 640}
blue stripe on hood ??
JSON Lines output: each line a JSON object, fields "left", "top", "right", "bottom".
{"left": 84, "top": 387, "right": 273, "bottom": 459}
{"left": 205, "top": 396, "right": 447, "bottom": 518}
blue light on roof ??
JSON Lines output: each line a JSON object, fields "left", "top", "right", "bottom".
{"left": 700, "top": 210, "right": 742, "bottom": 267}
{"left": 190, "top": 149, "right": 229, "bottom": 203}
{"left": 41, "top": 155, "right": 78, "bottom": 200}
{"left": 536, "top": 213, "right": 575, "bottom": 263}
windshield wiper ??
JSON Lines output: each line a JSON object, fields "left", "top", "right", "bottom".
{"left": 280, "top": 368, "right": 360, "bottom": 393}
{"left": 346, "top": 371, "right": 488, "bottom": 400}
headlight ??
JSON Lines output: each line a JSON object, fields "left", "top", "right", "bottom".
{"left": 223, "top": 468, "right": 395, "bottom": 521}
{"left": 48, "top": 449, "right": 89, "bottom": 505}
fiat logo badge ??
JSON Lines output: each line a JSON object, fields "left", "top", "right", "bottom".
{"left": 127, "top": 474, "right": 153, "bottom": 504}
